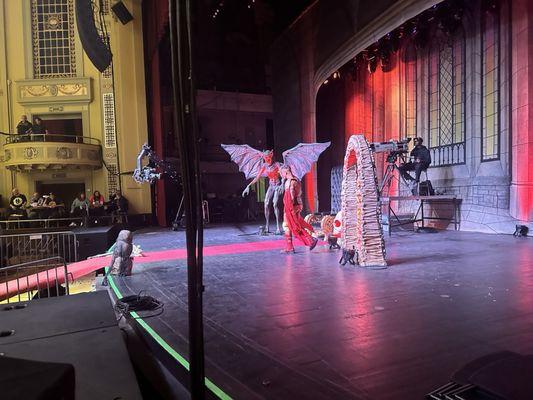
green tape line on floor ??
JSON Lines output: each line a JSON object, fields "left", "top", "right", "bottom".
{"left": 106, "top": 269, "right": 232, "bottom": 400}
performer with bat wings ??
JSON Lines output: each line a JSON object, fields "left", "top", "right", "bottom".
{"left": 221, "top": 142, "right": 330, "bottom": 235}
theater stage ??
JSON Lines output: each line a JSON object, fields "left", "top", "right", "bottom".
{"left": 105, "top": 224, "right": 533, "bottom": 399}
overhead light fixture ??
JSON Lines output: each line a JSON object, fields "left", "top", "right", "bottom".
{"left": 367, "top": 56, "right": 378, "bottom": 74}
{"left": 482, "top": 0, "right": 499, "bottom": 13}
{"left": 350, "top": 58, "right": 358, "bottom": 82}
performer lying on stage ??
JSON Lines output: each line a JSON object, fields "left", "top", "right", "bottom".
{"left": 280, "top": 165, "right": 318, "bottom": 253}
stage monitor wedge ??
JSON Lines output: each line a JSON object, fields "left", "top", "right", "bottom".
{"left": 75, "top": 0, "right": 113, "bottom": 73}
{"left": 111, "top": 1, "right": 134, "bottom": 25}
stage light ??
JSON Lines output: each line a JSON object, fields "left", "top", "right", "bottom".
{"left": 323, "top": 79, "right": 329, "bottom": 85}
{"left": 409, "top": 19, "right": 429, "bottom": 50}
{"left": 362, "top": 49, "right": 378, "bottom": 74}
{"left": 377, "top": 38, "right": 392, "bottom": 72}
{"left": 482, "top": 0, "right": 499, "bottom": 14}
{"left": 350, "top": 58, "right": 358, "bottom": 82}
{"left": 380, "top": 55, "right": 390, "bottom": 72}
{"left": 385, "top": 30, "right": 401, "bottom": 53}
{"left": 367, "top": 56, "right": 377, "bottom": 74}
{"left": 332, "top": 71, "right": 341, "bottom": 79}
{"left": 435, "top": 1, "right": 464, "bottom": 36}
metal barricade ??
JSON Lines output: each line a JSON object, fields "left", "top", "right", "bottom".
{"left": 0, "top": 231, "right": 78, "bottom": 268}
{"left": 0, "top": 256, "right": 71, "bottom": 303}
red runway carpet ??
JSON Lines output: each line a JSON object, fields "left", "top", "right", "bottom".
{"left": 1, "top": 238, "right": 318, "bottom": 299}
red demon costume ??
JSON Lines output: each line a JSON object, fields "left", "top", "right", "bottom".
{"left": 281, "top": 167, "right": 318, "bottom": 253}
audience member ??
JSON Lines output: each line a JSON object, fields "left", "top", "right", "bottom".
{"left": 89, "top": 190, "right": 105, "bottom": 217}
{"left": 32, "top": 117, "right": 48, "bottom": 140}
{"left": 70, "top": 192, "right": 89, "bottom": 219}
{"left": 7, "top": 188, "right": 27, "bottom": 218}
{"left": 43, "top": 193, "right": 65, "bottom": 219}
{"left": 28, "top": 192, "right": 44, "bottom": 219}
{"left": 107, "top": 190, "right": 129, "bottom": 215}
{"left": 16, "top": 115, "right": 32, "bottom": 141}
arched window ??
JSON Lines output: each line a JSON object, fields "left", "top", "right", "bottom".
{"left": 31, "top": 0, "right": 77, "bottom": 78}
{"left": 481, "top": 10, "right": 500, "bottom": 161}
{"left": 402, "top": 43, "right": 417, "bottom": 138}
{"left": 428, "top": 32, "right": 466, "bottom": 166}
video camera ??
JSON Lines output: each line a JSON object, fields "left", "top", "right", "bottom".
{"left": 369, "top": 138, "right": 411, "bottom": 163}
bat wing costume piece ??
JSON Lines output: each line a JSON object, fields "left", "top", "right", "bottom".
{"left": 221, "top": 141, "right": 330, "bottom": 234}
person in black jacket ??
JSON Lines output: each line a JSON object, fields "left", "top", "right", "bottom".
{"left": 399, "top": 137, "right": 431, "bottom": 186}
{"left": 16, "top": 115, "right": 33, "bottom": 140}
{"left": 106, "top": 190, "right": 129, "bottom": 215}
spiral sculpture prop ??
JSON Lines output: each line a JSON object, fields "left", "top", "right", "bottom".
{"left": 340, "top": 134, "right": 387, "bottom": 267}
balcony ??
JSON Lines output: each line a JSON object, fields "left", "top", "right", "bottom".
{"left": 2, "top": 134, "right": 102, "bottom": 172}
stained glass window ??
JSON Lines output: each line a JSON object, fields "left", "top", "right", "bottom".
{"left": 482, "top": 11, "right": 500, "bottom": 161}
{"left": 428, "top": 33, "right": 466, "bottom": 166}
{"left": 31, "top": 0, "right": 77, "bottom": 78}
{"left": 403, "top": 45, "right": 417, "bottom": 138}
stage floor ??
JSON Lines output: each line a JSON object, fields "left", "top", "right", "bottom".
{"left": 108, "top": 224, "right": 533, "bottom": 399}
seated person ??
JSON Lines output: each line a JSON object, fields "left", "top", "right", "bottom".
{"left": 28, "top": 192, "right": 45, "bottom": 219}
{"left": 7, "top": 188, "right": 27, "bottom": 218}
{"left": 43, "top": 193, "right": 65, "bottom": 219}
{"left": 399, "top": 137, "right": 431, "bottom": 191}
{"left": 106, "top": 190, "right": 129, "bottom": 215}
{"left": 89, "top": 190, "right": 105, "bottom": 217}
{"left": 70, "top": 192, "right": 89, "bottom": 218}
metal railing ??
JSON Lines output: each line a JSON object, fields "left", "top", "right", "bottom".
{"left": 429, "top": 142, "right": 466, "bottom": 167}
{"left": 5, "top": 134, "right": 101, "bottom": 146}
{"left": 0, "top": 214, "right": 127, "bottom": 230}
{"left": 0, "top": 217, "right": 84, "bottom": 230}
{"left": 0, "top": 256, "right": 70, "bottom": 303}
{"left": 0, "top": 231, "right": 77, "bottom": 268}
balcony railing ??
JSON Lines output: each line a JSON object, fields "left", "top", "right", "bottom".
{"left": 5, "top": 134, "right": 100, "bottom": 146}
{"left": 2, "top": 134, "right": 102, "bottom": 171}
{"left": 429, "top": 142, "right": 466, "bottom": 167}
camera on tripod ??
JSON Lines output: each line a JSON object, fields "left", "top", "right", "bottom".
{"left": 369, "top": 138, "right": 411, "bottom": 163}
{"left": 370, "top": 138, "right": 412, "bottom": 195}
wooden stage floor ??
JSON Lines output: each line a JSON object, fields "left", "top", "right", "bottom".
{"left": 107, "top": 224, "right": 533, "bottom": 399}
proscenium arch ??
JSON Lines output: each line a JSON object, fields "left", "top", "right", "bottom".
{"left": 313, "top": 0, "right": 445, "bottom": 91}
{"left": 309, "top": 0, "right": 445, "bottom": 209}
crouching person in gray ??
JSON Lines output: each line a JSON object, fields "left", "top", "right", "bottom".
{"left": 103, "top": 230, "right": 133, "bottom": 285}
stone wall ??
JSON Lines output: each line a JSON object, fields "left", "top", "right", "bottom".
{"left": 271, "top": 0, "right": 533, "bottom": 235}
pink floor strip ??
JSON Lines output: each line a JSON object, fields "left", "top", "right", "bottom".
{"left": 1, "top": 238, "right": 308, "bottom": 299}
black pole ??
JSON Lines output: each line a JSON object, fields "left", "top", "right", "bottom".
{"left": 168, "top": 0, "right": 205, "bottom": 398}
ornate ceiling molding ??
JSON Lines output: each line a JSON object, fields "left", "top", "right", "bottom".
{"left": 16, "top": 77, "right": 92, "bottom": 105}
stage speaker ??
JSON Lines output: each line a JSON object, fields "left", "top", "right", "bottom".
{"left": 75, "top": 0, "right": 113, "bottom": 72}
{"left": 74, "top": 225, "right": 121, "bottom": 260}
{"left": 1, "top": 356, "right": 75, "bottom": 400}
{"left": 111, "top": 1, "right": 134, "bottom": 24}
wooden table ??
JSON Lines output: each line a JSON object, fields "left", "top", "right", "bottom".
{"left": 381, "top": 195, "right": 461, "bottom": 236}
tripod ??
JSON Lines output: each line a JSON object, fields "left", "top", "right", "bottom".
{"left": 172, "top": 196, "right": 209, "bottom": 230}
{"left": 379, "top": 153, "right": 410, "bottom": 197}
{"left": 172, "top": 195, "right": 185, "bottom": 231}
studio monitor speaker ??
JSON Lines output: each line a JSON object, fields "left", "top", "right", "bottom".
{"left": 75, "top": 0, "right": 113, "bottom": 72}
{"left": 1, "top": 356, "right": 75, "bottom": 400}
{"left": 111, "top": 1, "right": 134, "bottom": 25}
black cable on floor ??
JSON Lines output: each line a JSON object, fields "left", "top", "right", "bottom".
{"left": 115, "top": 291, "right": 164, "bottom": 320}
